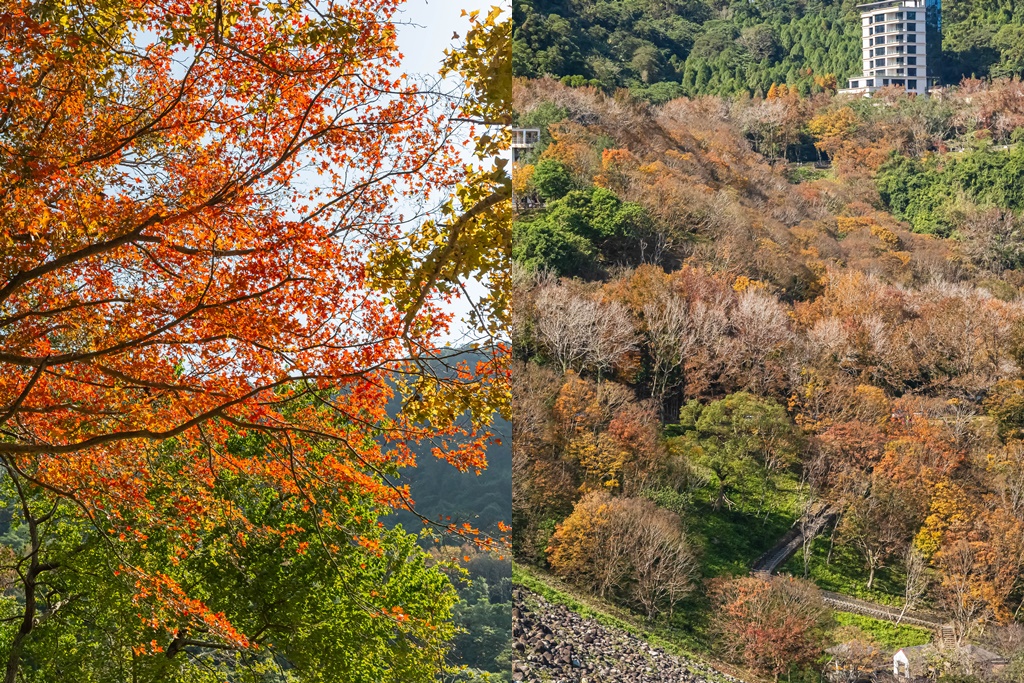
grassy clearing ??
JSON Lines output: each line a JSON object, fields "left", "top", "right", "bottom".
{"left": 782, "top": 535, "right": 905, "bottom": 607}
{"left": 786, "top": 164, "right": 833, "bottom": 184}
{"left": 830, "top": 612, "right": 933, "bottom": 651}
{"left": 657, "top": 473, "right": 806, "bottom": 578}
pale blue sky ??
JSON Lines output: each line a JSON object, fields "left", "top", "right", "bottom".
{"left": 396, "top": 0, "right": 506, "bottom": 76}
{"left": 394, "top": 0, "right": 508, "bottom": 345}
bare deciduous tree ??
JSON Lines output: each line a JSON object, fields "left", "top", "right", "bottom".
{"left": 627, "top": 504, "right": 699, "bottom": 620}
{"left": 727, "top": 288, "right": 794, "bottom": 395}
{"left": 644, "top": 296, "right": 692, "bottom": 418}
{"left": 534, "top": 284, "right": 599, "bottom": 373}
{"left": 896, "top": 546, "right": 930, "bottom": 625}
{"left": 590, "top": 300, "right": 638, "bottom": 380}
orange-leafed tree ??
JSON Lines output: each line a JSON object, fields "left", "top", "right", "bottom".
{"left": 0, "top": 0, "right": 509, "bottom": 678}
{"left": 711, "top": 575, "right": 832, "bottom": 681}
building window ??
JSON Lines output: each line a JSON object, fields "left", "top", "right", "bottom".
{"left": 876, "top": 59, "right": 885, "bottom": 67}
{"left": 907, "top": 23, "right": 916, "bottom": 31}
{"left": 866, "top": 79, "right": 874, "bottom": 87}
{"left": 876, "top": 48, "right": 885, "bottom": 55}
{"left": 907, "top": 11, "right": 916, "bottom": 19}
{"left": 908, "top": 56, "right": 917, "bottom": 65}
{"left": 908, "top": 33, "right": 916, "bottom": 42}
{"left": 908, "top": 45, "right": 916, "bottom": 54}
{"left": 908, "top": 68, "right": 917, "bottom": 76}
{"left": 875, "top": 13, "right": 885, "bottom": 22}
{"left": 851, "top": 80, "right": 859, "bottom": 88}
{"left": 896, "top": 57, "right": 904, "bottom": 64}
{"left": 893, "top": 79, "right": 905, "bottom": 86}
{"left": 908, "top": 79, "right": 917, "bottom": 89}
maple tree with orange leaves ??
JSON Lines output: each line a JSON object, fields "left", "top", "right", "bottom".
{"left": 0, "top": 0, "right": 509, "bottom": 679}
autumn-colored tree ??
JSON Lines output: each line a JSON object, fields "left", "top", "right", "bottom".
{"left": 933, "top": 504, "right": 1024, "bottom": 642}
{"left": 711, "top": 575, "right": 832, "bottom": 681}
{"left": 547, "top": 491, "right": 696, "bottom": 618}
{"left": 808, "top": 107, "right": 858, "bottom": 161}
{"left": 511, "top": 362, "right": 574, "bottom": 561}
{"left": 0, "top": 0, "right": 508, "bottom": 677}
{"left": 539, "top": 122, "right": 600, "bottom": 184}
{"left": 814, "top": 73, "right": 839, "bottom": 94}
{"left": 549, "top": 371, "right": 661, "bottom": 491}
{"left": 809, "top": 420, "right": 885, "bottom": 500}
{"left": 512, "top": 162, "right": 536, "bottom": 208}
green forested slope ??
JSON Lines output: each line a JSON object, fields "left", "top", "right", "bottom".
{"left": 513, "top": 0, "right": 1024, "bottom": 99}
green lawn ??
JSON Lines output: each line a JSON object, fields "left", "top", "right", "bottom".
{"left": 782, "top": 535, "right": 905, "bottom": 607}
{"left": 648, "top": 473, "right": 807, "bottom": 578}
{"left": 786, "top": 164, "right": 832, "bottom": 184}
{"left": 830, "top": 612, "right": 933, "bottom": 651}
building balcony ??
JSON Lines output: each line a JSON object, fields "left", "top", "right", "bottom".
{"left": 870, "top": 68, "right": 912, "bottom": 76}
{"left": 511, "top": 128, "right": 540, "bottom": 148}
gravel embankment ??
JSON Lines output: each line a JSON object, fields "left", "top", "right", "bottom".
{"left": 512, "top": 588, "right": 746, "bottom": 683}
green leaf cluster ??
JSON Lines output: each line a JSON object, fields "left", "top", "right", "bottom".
{"left": 0, "top": 438, "right": 459, "bottom": 683}
{"left": 671, "top": 393, "right": 802, "bottom": 509}
{"left": 512, "top": 186, "right": 652, "bottom": 277}
{"left": 876, "top": 144, "right": 1024, "bottom": 238}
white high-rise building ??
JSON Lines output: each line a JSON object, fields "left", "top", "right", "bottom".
{"left": 840, "top": 0, "right": 940, "bottom": 96}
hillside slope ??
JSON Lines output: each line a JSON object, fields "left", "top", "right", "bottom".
{"left": 513, "top": 0, "right": 1024, "bottom": 98}
{"left": 512, "top": 77, "right": 1024, "bottom": 680}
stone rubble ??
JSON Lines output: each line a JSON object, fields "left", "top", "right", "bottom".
{"left": 512, "top": 588, "right": 747, "bottom": 683}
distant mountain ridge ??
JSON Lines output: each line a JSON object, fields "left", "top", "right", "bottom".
{"left": 383, "top": 349, "right": 512, "bottom": 538}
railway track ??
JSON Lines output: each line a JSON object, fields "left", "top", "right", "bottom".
{"left": 751, "top": 503, "right": 837, "bottom": 575}
{"left": 751, "top": 503, "right": 952, "bottom": 634}
{"left": 820, "top": 591, "right": 946, "bottom": 629}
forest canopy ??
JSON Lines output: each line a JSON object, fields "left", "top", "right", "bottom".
{"left": 512, "top": 75, "right": 1024, "bottom": 680}
{"left": 0, "top": 1, "right": 511, "bottom": 681}
{"left": 513, "top": 0, "right": 1024, "bottom": 99}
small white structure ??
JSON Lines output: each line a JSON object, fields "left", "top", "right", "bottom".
{"left": 894, "top": 644, "right": 936, "bottom": 679}
{"left": 894, "top": 644, "right": 1009, "bottom": 680}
